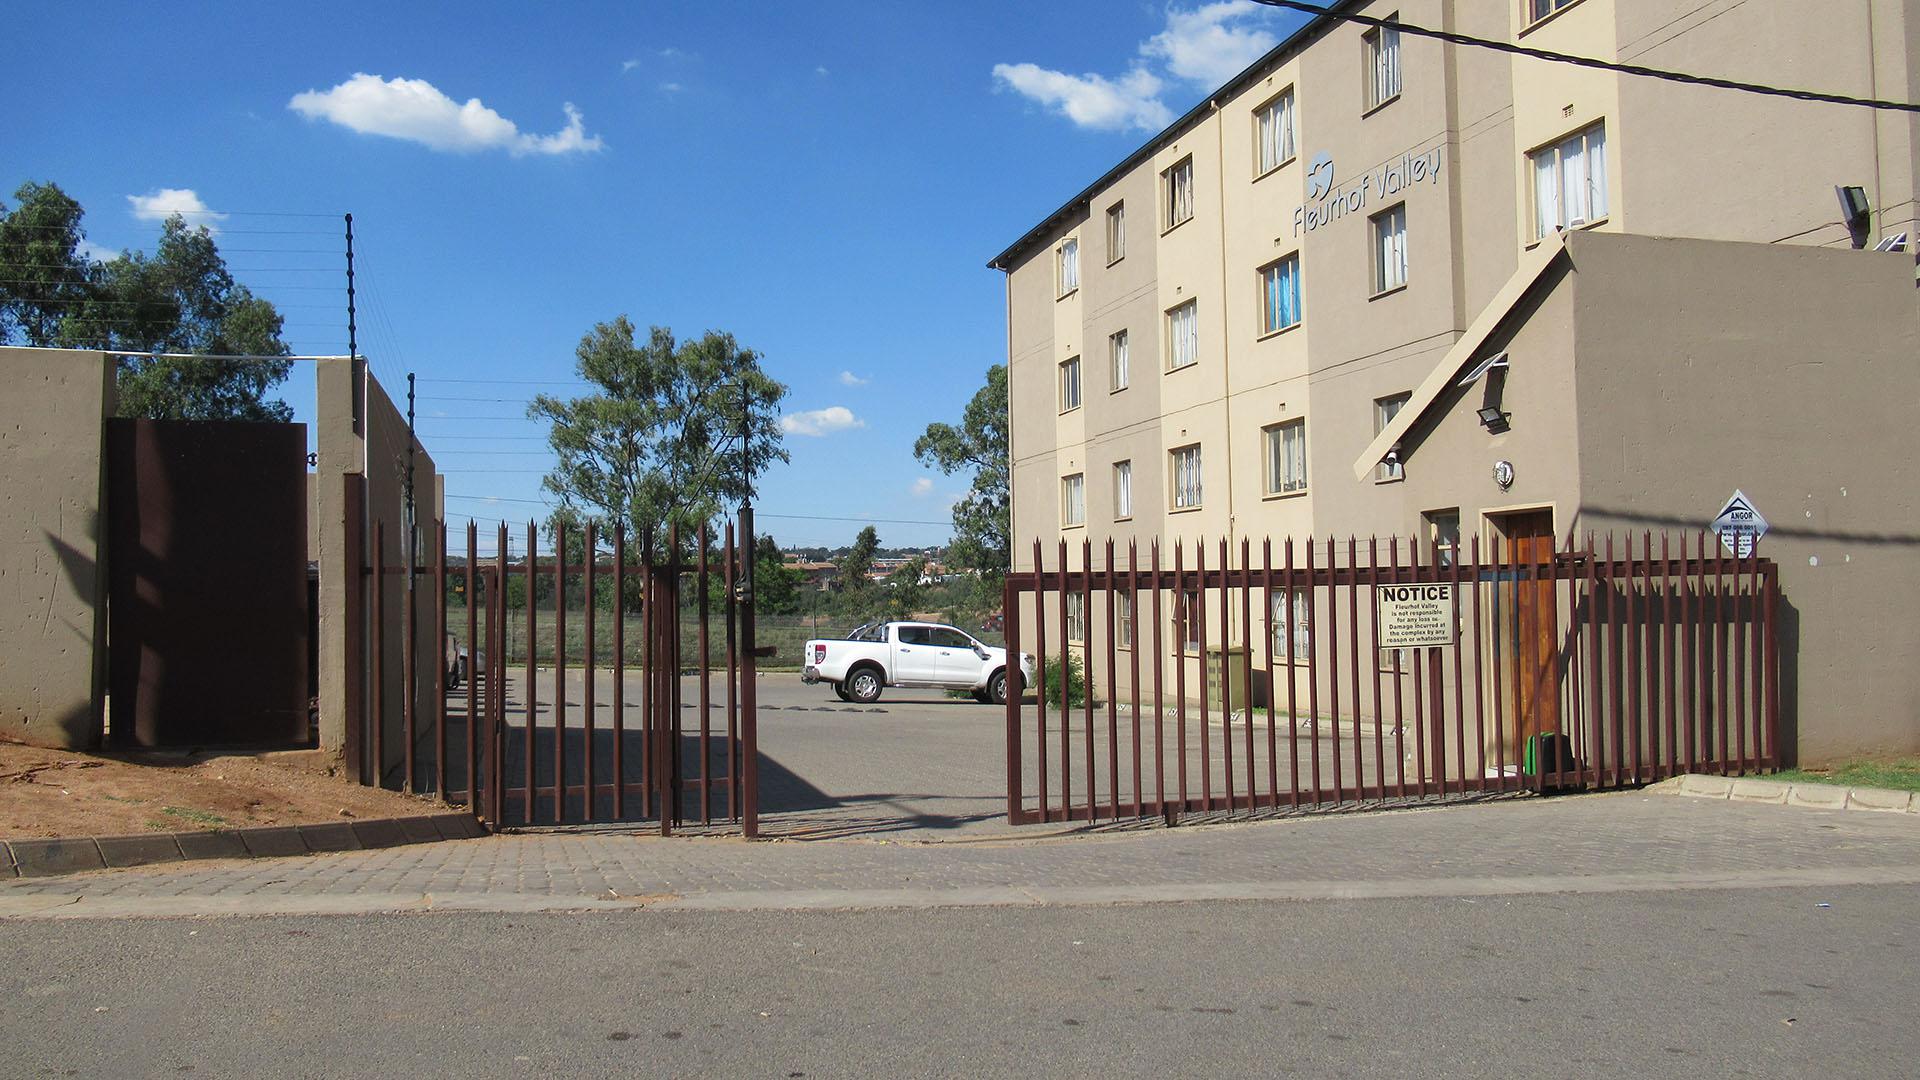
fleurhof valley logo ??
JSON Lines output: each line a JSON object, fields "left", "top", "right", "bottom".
{"left": 1292, "top": 146, "right": 1443, "bottom": 237}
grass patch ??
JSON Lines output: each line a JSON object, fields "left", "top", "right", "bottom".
{"left": 1773, "top": 758, "right": 1920, "bottom": 793}
{"left": 157, "top": 805, "right": 228, "bottom": 828}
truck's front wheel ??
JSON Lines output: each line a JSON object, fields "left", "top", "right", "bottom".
{"left": 846, "top": 667, "right": 884, "bottom": 704}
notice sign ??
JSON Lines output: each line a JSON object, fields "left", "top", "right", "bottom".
{"left": 1711, "top": 490, "right": 1768, "bottom": 558}
{"left": 1375, "top": 583, "right": 1457, "bottom": 648}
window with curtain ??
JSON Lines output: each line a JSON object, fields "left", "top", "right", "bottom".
{"left": 1163, "top": 156, "right": 1195, "bottom": 228}
{"left": 1270, "top": 588, "right": 1312, "bottom": 662}
{"left": 1057, "top": 237, "right": 1079, "bottom": 296}
{"left": 1532, "top": 122, "right": 1608, "bottom": 238}
{"left": 1113, "top": 460, "right": 1133, "bottom": 519}
{"left": 1058, "top": 356, "right": 1081, "bottom": 412}
{"left": 1106, "top": 202, "right": 1126, "bottom": 263}
{"left": 1259, "top": 255, "right": 1302, "bottom": 334}
{"left": 1167, "top": 299, "right": 1199, "bottom": 370}
{"left": 1371, "top": 204, "right": 1408, "bottom": 293}
{"left": 1374, "top": 392, "right": 1410, "bottom": 481}
{"left": 1424, "top": 507, "right": 1461, "bottom": 567}
{"left": 1181, "top": 589, "right": 1202, "bottom": 651}
{"left": 1528, "top": 0, "right": 1580, "bottom": 24}
{"left": 1255, "top": 89, "right": 1296, "bottom": 175}
{"left": 1065, "top": 592, "right": 1086, "bottom": 643}
{"left": 1110, "top": 329, "right": 1129, "bottom": 391}
{"left": 1365, "top": 18, "right": 1402, "bottom": 109}
{"left": 1170, "top": 444, "right": 1203, "bottom": 509}
{"left": 1061, "top": 473, "right": 1085, "bottom": 527}
{"left": 1116, "top": 592, "right": 1133, "bottom": 648}
{"left": 1263, "top": 419, "right": 1307, "bottom": 495}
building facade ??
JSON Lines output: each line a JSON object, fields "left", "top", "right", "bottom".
{"left": 992, "top": 0, "right": 1920, "bottom": 760}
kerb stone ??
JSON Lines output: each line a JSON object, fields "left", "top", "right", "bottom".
{"left": 1785, "top": 783, "right": 1848, "bottom": 810}
{"left": 1846, "top": 787, "right": 1915, "bottom": 813}
{"left": 1728, "top": 778, "right": 1790, "bottom": 804}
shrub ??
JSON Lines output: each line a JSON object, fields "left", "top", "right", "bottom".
{"left": 1040, "top": 651, "right": 1097, "bottom": 709}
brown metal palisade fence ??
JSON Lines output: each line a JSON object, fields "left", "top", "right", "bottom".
{"left": 358, "top": 517, "right": 759, "bottom": 837}
{"left": 1002, "top": 532, "right": 1779, "bottom": 826}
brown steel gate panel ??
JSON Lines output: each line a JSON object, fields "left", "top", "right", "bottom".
{"left": 1004, "top": 531, "right": 1780, "bottom": 826}
{"left": 358, "top": 515, "right": 759, "bottom": 836}
{"left": 106, "top": 419, "right": 309, "bottom": 747}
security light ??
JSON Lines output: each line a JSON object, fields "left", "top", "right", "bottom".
{"left": 1836, "top": 185, "right": 1872, "bottom": 248}
{"left": 1477, "top": 406, "right": 1510, "bottom": 434}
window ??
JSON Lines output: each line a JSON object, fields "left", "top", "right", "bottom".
{"left": 1106, "top": 202, "right": 1126, "bottom": 264}
{"left": 929, "top": 627, "right": 974, "bottom": 649}
{"left": 1061, "top": 473, "right": 1085, "bottom": 527}
{"left": 1180, "top": 589, "right": 1202, "bottom": 651}
{"left": 1167, "top": 299, "right": 1199, "bottom": 371}
{"left": 1371, "top": 204, "right": 1408, "bottom": 294}
{"left": 1065, "top": 592, "right": 1086, "bottom": 643}
{"left": 1263, "top": 419, "right": 1307, "bottom": 496}
{"left": 1170, "top": 444, "right": 1203, "bottom": 510}
{"left": 1425, "top": 508, "right": 1461, "bottom": 567}
{"left": 1058, "top": 356, "right": 1082, "bottom": 412}
{"left": 1364, "top": 17, "right": 1402, "bottom": 110}
{"left": 1056, "top": 237, "right": 1079, "bottom": 297}
{"left": 1116, "top": 593, "right": 1133, "bottom": 649}
{"left": 1109, "top": 329, "right": 1130, "bottom": 391}
{"left": 1374, "top": 392, "right": 1410, "bottom": 481}
{"left": 1163, "top": 156, "right": 1195, "bottom": 229}
{"left": 1270, "top": 588, "right": 1311, "bottom": 661}
{"left": 1112, "top": 460, "right": 1133, "bottom": 520}
{"left": 1531, "top": 122, "right": 1609, "bottom": 239}
{"left": 1527, "top": 0, "right": 1580, "bottom": 24}
{"left": 1255, "top": 89, "right": 1297, "bottom": 176}
{"left": 898, "top": 625, "right": 933, "bottom": 645}
{"left": 1259, "top": 255, "right": 1302, "bottom": 335}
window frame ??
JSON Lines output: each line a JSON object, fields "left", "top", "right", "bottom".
{"left": 1523, "top": 0, "right": 1584, "bottom": 30}
{"left": 1252, "top": 87, "right": 1298, "bottom": 179}
{"left": 1056, "top": 236, "right": 1080, "bottom": 298}
{"left": 1061, "top": 472, "right": 1086, "bottom": 528}
{"left": 1105, "top": 201, "right": 1126, "bottom": 265}
{"left": 1374, "top": 392, "right": 1411, "bottom": 482}
{"left": 1116, "top": 592, "right": 1133, "bottom": 650}
{"left": 1528, "top": 121, "right": 1609, "bottom": 240}
{"left": 1109, "top": 329, "right": 1130, "bottom": 392}
{"left": 1363, "top": 16, "right": 1403, "bottom": 114}
{"left": 1179, "top": 588, "right": 1203, "bottom": 653}
{"left": 1169, "top": 443, "right": 1203, "bottom": 512}
{"left": 1424, "top": 507, "right": 1461, "bottom": 567}
{"left": 1065, "top": 591, "right": 1086, "bottom": 644}
{"left": 1269, "top": 587, "right": 1312, "bottom": 664}
{"left": 1166, "top": 298, "right": 1199, "bottom": 372}
{"left": 1112, "top": 459, "right": 1133, "bottom": 521}
{"left": 1057, "top": 355, "right": 1082, "bottom": 413}
{"left": 1257, "top": 253, "right": 1303, "bottom": 337}
{"left": 1162, "top": 155, "right": 1195, "bottom": 232}
{"left": 1370, "top": 202, "right": 1409, "bottom": 296}
{"left": 1262, "top": 417, "right": 1308, "bottom": 498}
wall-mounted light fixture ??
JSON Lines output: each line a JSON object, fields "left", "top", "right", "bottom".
{"left": 1836, "top": 185, "right": 1872, "bottom": 249}
{"left": 1477, "top": 406, "right": 1510, "bottom": 434}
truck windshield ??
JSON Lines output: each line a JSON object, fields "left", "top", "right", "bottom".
{"left": 848, "top": 623, "right": 887, "bottom": 642}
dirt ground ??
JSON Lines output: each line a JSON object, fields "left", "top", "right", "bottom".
{"left": 0, "top": 742, "right": 449, "bottom": 840}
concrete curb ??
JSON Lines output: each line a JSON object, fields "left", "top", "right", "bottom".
{"left": 1649, "top": 774, "right": 1919, "bottom": 816}
{"left": 0, "top": 813, "right": 487, "bottom": 879}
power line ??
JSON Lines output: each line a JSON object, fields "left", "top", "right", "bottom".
{"left": 1251, "top": 0, "right": 1920, "bottom": 113}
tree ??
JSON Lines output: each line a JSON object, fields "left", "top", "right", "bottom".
{"left": 529, "top": 318, "right": 788, "bottom": 565}
{"left": 0, "top": 182, "right": 295, "bottom": 421}
{"left": 752, "top": 534, "right": 802, "bottom": 616}
{"left": 881, "top": 555, "right": 929, "bottom": 621}
{"left": 914, "top": 364, "right": 1010, "bottom": 602}
{"left": 833, "top": 525, "right": 881, "bottom": 619}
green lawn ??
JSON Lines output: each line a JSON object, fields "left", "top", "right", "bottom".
{"left": 1772, "top": 758, "right": 1920, "bottom": 793}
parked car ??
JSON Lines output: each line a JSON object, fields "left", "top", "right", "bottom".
{"left": 802, "top": 621, "right": 1033, "bottom": 704}
{"left": 445, "top": 633, "right": 475, "bottom": 690}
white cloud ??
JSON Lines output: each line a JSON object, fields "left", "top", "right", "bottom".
{"left": 127, "top": 188, "right": 227, "bottom": 231}
{"left": 288, "top": 73, "right": 604, "bottom": 156}
{"left": 621, "top": 58, "right": 640, "bottom": 72}
{"left": 79, "top": 240, "right": 120, "bottom": 262}
{"left": 659, "top": 82, "right": 684, "bottom": 94}
{"left": 911, "top": 477, "right": 935, "bottom": 497}
{"left": 780, "top": 406, "right": 865, "bottom": 437}
{"left": 991, "top": 63, "right": 1170, "bottom": 132}
{"left": 815, "top": 66, "right": 830, "bottom": 77}
{"left": 838, "top": 370, "right": 869, "bottom": 387}
{"left": 993, "top": 2, "right": 1281, "bottom": 132}
{"left": 1142, "top": 1, "right": 1279, "bottom": 86}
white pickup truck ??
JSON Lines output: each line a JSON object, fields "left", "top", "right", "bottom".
{"left": 802, "top": 621, "right": 1033, "bottom": 705}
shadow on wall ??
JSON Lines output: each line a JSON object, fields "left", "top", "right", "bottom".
{"left": 36, "top": 509, "right": 105, "bottom": 748}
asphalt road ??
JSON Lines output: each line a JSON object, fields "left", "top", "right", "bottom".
{"left": 5, "top": 885, "right": 1912, "bottom": 1079}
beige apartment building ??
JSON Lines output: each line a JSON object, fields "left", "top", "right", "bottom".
{"left": 992, "top": 0, "right": 1920, "bottom": 761}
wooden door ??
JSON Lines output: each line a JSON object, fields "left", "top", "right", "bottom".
{"left": 1504, "top": 511, "right": 1560, "bottom": 753}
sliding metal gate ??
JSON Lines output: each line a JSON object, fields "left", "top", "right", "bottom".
{"left": 358, "top": 516, "right": 759, "bottom": 836}
{"left": 1003, "top": 531, "right": 1779, "bottom": 826}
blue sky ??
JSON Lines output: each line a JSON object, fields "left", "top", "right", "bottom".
{"left": 3, "top": 1, "right": 1312, "bottom": 550}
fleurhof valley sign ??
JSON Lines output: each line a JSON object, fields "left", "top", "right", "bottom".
{"left": 1292, "top": 146, "right": 1444, "bottom": 237}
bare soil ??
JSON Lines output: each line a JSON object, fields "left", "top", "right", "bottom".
{"left": 0, "top": 742, "right": 448, "bottom": 840}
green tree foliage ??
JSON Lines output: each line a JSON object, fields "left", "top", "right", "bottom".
{"left": 880, "top": 555, "right": 929, "bottom": 621}
{"left": 0, "top": 181, "right": 293, "bottom": 421}
{"left": 831, "top": 525, "right": 882, "bottom": 620}
{"left": 530, "top": 317, "right": 787, "bottom": 565}
{"left": 752, "top": 534, "right": 802, "bottom": 616}
{"left": 913, "top": 364, "right": 1009, "bottom": 588}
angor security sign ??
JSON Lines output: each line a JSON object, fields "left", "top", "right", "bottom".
{"left": 1711, "top": 490, "right": 1769, "bottom": 557}
{"left": 1375, "top": 583, "right": 1457, "bottom": 649}
{"left": 1292, "top": 147, "right": 1444, "bottom": 237}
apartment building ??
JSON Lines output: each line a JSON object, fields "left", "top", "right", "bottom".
{"left": 991, "top": 0, "right": 1920, "bottom": 760}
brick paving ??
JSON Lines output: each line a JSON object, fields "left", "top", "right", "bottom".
{"left": 3, "top": 792, "right": 1917, "bottom": 916}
